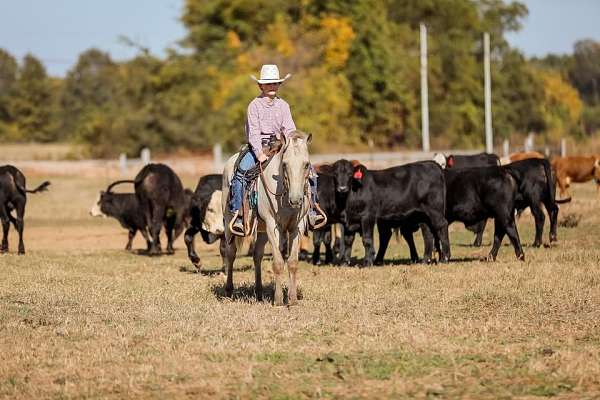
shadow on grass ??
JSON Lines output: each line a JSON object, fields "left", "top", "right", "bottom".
{"left": 178, "top": 263, "right": 254, "bottom": 275}
{"left": 210, "top": 281, "right": 304, "bottom": 305}
{"left": 454, "top": 242, "right": 489, "bottom": 248}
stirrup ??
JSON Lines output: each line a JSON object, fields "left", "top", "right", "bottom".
{"left": 228, "top": 210, "right": 245, "bottom": 237}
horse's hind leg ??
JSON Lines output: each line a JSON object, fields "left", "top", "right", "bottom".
{"left": 253, "top": 233, "right": 268, "bottom": 302}
{"left": 224, "top": 233, "right": 238, "bottom": 297}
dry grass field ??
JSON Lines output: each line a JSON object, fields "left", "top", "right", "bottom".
{"left": 1, "top": 174, "right": 600, "bottom": 399}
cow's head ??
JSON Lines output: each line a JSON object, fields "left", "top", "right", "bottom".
{"left": 89, "top": 191, "right": 116, "bottom": 218}
{"left": 321, "top": 159, "right": 365, "bottom": 193}
{"left": 202, "top": 190, "right": 225, "bottom": 236}
{"left": 432, "top": 153, "right": 447, "bottom": 169}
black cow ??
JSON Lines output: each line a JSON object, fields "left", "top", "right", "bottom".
{"left": 320, "top": 160, "right": 450, "bottom": 266}
{"left": 184, "top": 174, "right": 225, "bottom": 269}
{"left": 0, "top": 165, "right": 50, "bottom": 254}
{"left": 471, "top": 158, "right": 570, "bottom": 247}
{"left": 434, "top": 152, "right": 500, "bottom": 246}
{"left": 90, "top": 180, "right": 194, "bottom": 252}
{"left": 90, "top": 184, "right": 152, "bottom": 251}
{"left": 310, "top": 172, "right": 348, "bottom": 265}
{"left": 443, "top": 166, "right": 524, "bottom": 261}
{"left": 110, "top": 164, "right": 187, "bottom": 255}
{"left": 434, "top": 152, "right": 500, "bottom": 169}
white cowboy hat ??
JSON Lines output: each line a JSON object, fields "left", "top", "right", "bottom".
{"left": 250, "top": 64, "right": 291, "bottom": 84}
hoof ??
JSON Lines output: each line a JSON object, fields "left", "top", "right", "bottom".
{"left": 189, "top": 254, "right": 201, "bottom": 267}
{"left": 517, "top": 253, "right": 525, "bottom": 261}
{"left": 532, "top": 242, "right": 542, "bottom": 248}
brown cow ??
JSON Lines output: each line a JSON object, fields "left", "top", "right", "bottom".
{"left": 551, "top": 156, "right": 600, "bottom": 200}
{"left": 509, "top": 151, "right": 545, "bottom": 162}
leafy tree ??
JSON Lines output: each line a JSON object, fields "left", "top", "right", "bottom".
{"left": 570, "top": 39, "right": 600, "bottom": 105}
{"left": 9, "top": 54, "right": 54, "bottom": 142}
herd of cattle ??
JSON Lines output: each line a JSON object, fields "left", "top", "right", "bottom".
{"left": 1, "top": 152, "right": 599, "bottom": 268}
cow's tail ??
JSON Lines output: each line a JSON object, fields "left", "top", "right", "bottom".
{"left": 21, "top": 181, "right": 51, "bottom": 194}
{"left": 556, "top": 197, "right": 572, "bottom": 204}
{"left": 541, "top": 159, "right": 569, "bottom": 204}
{"left": 106, "top": 180, "right": 136, "bottom": 193}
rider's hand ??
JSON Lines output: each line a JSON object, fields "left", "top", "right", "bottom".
{"left": 257, "top": 153, "right": 268, "bottom": 163}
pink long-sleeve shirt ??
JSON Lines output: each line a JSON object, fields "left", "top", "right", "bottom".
{"left": 245, "top": 95, "right": 297, "bottom": 157}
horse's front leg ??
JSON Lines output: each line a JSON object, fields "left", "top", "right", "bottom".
{"left": 265, "top": 220, "right": 285, "bottom": 306}
{"left": 223, "top": 215, "right": 238, "bottom": 297}
{"left": 287, "top": 229, "right": 302, "bottom": 306}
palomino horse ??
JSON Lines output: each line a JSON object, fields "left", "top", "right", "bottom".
{"left": 221, "top": 131, "right": 312, "bottom": 305}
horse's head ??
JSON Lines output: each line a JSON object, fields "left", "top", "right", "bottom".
{"left": 281, "top": 130, "right": 312, "bottom": 208}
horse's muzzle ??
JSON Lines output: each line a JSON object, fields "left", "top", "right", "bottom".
{"left": 288, "top": 195, "right": 303, "bottom": 208}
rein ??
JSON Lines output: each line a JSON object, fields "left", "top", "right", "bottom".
{"left": 259, "top": 160, "right": 283, "bottom": 197}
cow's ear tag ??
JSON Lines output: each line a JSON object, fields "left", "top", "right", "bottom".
{"left": 447, "top": 157, "right": 454, "bottom": 167}
{"left": 353, "top": 169, "right": 363, "bottom": 180}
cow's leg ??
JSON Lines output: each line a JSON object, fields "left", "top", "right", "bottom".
{"left": 530, "top": 204, "right": 545, "bottom": 247}
{"left": 428, "top": 211, "right": 450, "bottom": 263}
{"left": 312, "top": 229, "right": 322, "bottom": 265}
{"left": 375, "top": 222, "right": 392, "bottom": 265}
{"left": 472, "top": 220, "right": 486, "bottom": 247}
{"left": 334, "top": 224, "right": 344, "bottom": 264}
{"left": 504, "top": 216, "right": 525, "bottom": 261}
{"left": 323, "top": 229, "right": 334, "bottom": 265}
{"left": 0, "top": 203, "right": 9, "bottom": 253}
{"left": 265, "top": 220, "right": 285, "bottom": 306}
{"left": 487, "top": 220, "right": 505, "bottom": 261}
{"left": 184, "top": 225, "right": 201, "bottom": 267}
{"left": 360, "top": 217, "right": 376, "bottom": 267}
{"left": 165, "top": 215, "right": 176, "bottom": 255}
{"left": 287, "top": 229, "right": 302, "bottom": 306}
{"left": 419, "top": 223, "right": 435, "bottom": 263}
{"left": 252, "top": 232, "right": 268, "bottom": 302}
{"left": 556, "top": 174, "right": 569, "bottom": 199}
{"left": 148, "top": 205, "right": 164, "bottom": 256}
{"left": 126, "top": 229, "right": 136, "bottom": 251}
{"left": 401, "top": 226, "right": 419, "bottom": 264}
{"left": 139, "top": 228, "right": 152, "bottom": 251}
{"left": 340, "top": 228, "right": 355, "bottom": 265}
{"left": 14, "top": 201, "right": 25, "bottom": 255}
{"left": 545, "top": 201, "right": 559, "bottom": 243}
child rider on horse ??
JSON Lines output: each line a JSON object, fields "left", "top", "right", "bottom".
{"left": 229, "top": 64, "right": 325, "bottom": 235}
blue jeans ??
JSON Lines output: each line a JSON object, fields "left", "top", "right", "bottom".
{"left": 230, "top": 150, "right": 258, "bottom": 213}
{"left": 229, "top": 150, "right": 319, "bottom": 213}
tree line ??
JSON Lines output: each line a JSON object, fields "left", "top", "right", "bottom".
{"left": 0, "top": 0, "right": 598, "bottom": 157}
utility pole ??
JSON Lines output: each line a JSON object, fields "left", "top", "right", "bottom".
{"left": 420, "top": 23, "right": 430, "bottom": 152}
{"left": 484, "top": 32, "right": 493, "bottom": 154}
